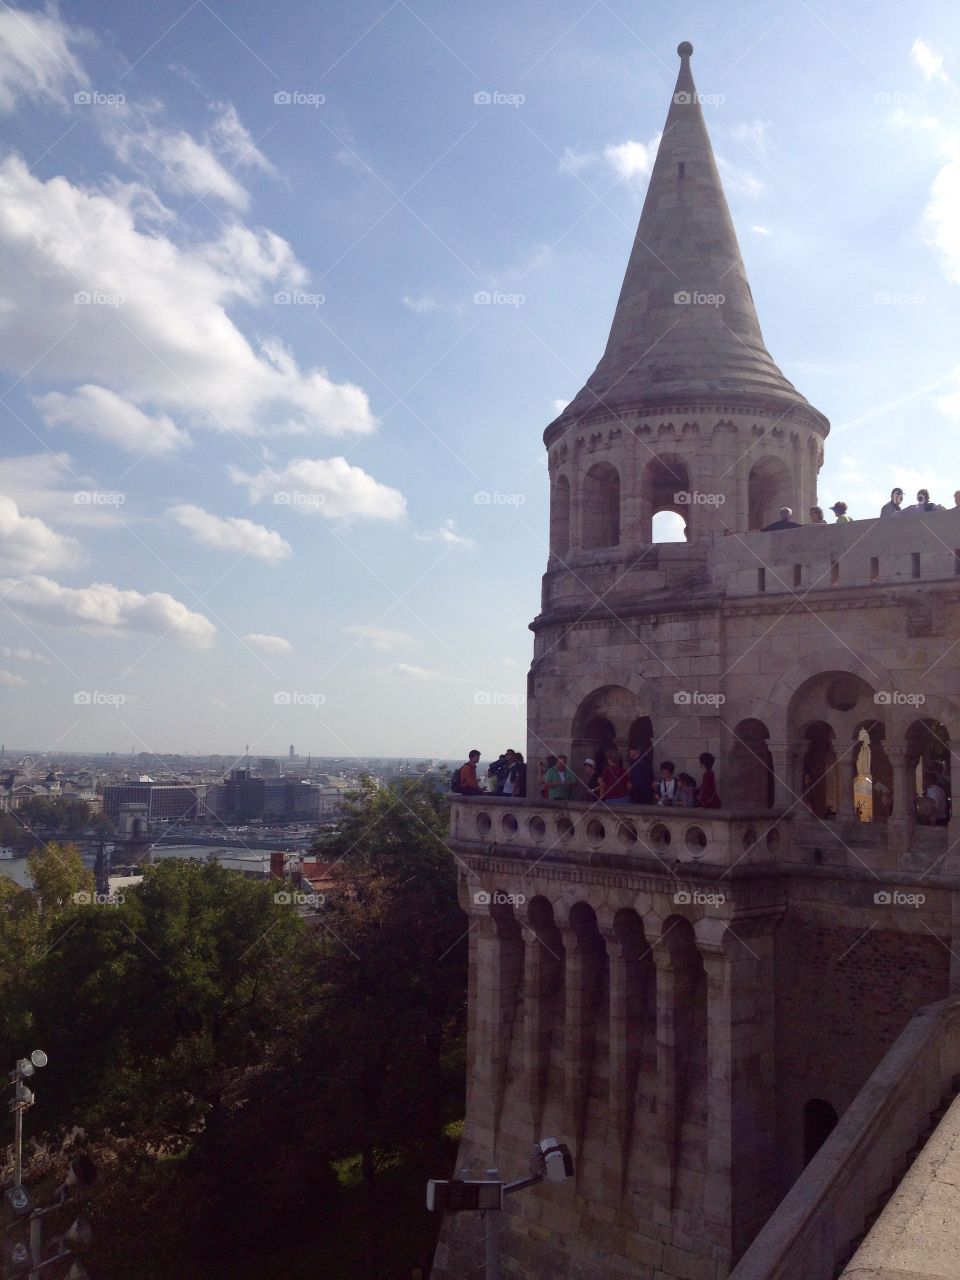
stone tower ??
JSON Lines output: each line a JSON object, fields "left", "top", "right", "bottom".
{"left": 434, "top": 43, "right": 960, "bottom": 1280}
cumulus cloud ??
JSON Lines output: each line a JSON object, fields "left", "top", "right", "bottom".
{"left": 716, "top": 156, "right": 764, "bottom": 197}
{"left": 0, "top": 156, "right": 375, "bottom": 438}
{"left": 230, "top": 458, "right": 406, "bottom": 521}
{"left": 559, "top": 136, "right": 661, "bottom": 186}
{"left": 414, "top": 519, "right": 475, "bottom": 549}
{"left": 168, "top": 504, "right": 292, "bottom": 564}
{"left": 0, "top": 574, "right": 216, "bottom": 647}
{"left": 242, "top": 633, "right": 291, "bottom": 654}
{"left": 911, "top": 38, "right": 949, "bottom": 85}
{"left": 37, "top": 385, "right": 190, "bottom": 456}
{"left": 0, "top": 453, "right": 123, "bottom": 528}
{"left": 0, "top": 6, "right": 88, "bottom": 112}
{"left": 0, "top": 645, "right": 48, "bottom": 663}
{"left": 0, "top": 669, "right": 27, "bottom": 687}
{"left": 0, "top": 495, "right": 83, "bottom": 572}
{"left": 344, "top": 624, "right": 417, "bottom": 651}
{"left": 387, "top": 662, "right": 448, "bottom": 681}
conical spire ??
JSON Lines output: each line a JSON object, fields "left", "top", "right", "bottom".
{"left": 549, "top": 43, "right": 826, "bottom": 436}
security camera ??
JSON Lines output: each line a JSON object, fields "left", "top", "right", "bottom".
{"left": 537, "top": 1136, "right": 574, "bottom": 1183}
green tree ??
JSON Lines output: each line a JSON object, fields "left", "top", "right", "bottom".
{"left": 28, "top": 841, "right": 93, "bottom": 914}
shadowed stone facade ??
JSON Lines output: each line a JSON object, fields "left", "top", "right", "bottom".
{"left": 432, "top": 44, "right": 960, "bottom": 1280}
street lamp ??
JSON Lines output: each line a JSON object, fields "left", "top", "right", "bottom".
{"left": 426, "top": 1137, "right": 574, "bottom": 1280}
{"left": 5, "top": 1051, "right": 46, "bottom": 1218}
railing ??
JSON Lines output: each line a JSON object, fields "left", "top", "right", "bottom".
{"left": 729, "top": 996, "right": 960, "bottom": 1280}
{"left": 449, "top": 795, "right": 788, "bottom": 867}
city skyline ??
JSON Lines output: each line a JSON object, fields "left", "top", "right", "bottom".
{"left": 2, "top": 1, "right": 959, "bottom": 755}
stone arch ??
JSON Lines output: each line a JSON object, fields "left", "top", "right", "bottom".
{"left": 748, "top": 455, "right": 794, "bottom": 531}
{"left": 788, "top": 671, "right": 879, "bottom": 816}
{"left": 725, "top": 718, "right": 774, "bottom": 808}
{"left": 582, "top": 461, "right": 620, "bottom": 549}
{"left": 803, "top": 1098, "right": 838, "bottom": 1165}
{"left": 852, "top": 717, "right": 892, "bottom": 823}
{"left": 641, "top": 454, "right": 691, "bottom": 543}
{"left": 571, "top": 684, "right": 639, "bottom": 779}
{"left": 767, "top": 651, "right": 896, "bottom": 735}
{"left": 628, "top": 715, "right": 654, "bottom": 763}
{"left": 800, "top": 720, "right": 839, "bottom": 817}
{"left": 551, "top": 472, "right": 571, "bottom": 557}
{"left": 907, "top": 718, "right": 952, "bottom": 825}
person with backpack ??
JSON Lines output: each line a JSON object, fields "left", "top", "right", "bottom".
{"left": 453, "top": 750, "right": 483, "bottom": 795}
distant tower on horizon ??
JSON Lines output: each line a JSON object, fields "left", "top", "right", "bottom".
{"left": 289, "top": 744, "right": 295, "bottom": 759}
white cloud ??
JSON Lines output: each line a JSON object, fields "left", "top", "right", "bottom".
{"left": 414, "top": 518, "right": 475, "bottom": 549}
{"left": 751, "top": 225, "right": 773, "bottom": 236}
{"left": 242, "top": 633, "right": 291, "bottom": 654}
{"left": 230, "top": 458, "right": 406, "bottom": 521}
{"left": 387, "top": 662, "right": 447, "bottom": 681}
{"left": 730, "top": 120, "right": 770, "bottom": 150}
{"left": 911, "top": 38, "right": 949, "bottom": 85}
{"left": 0, "top": 495, "right": 83, "bottom": 572}
{"left": 552, "top": 398, "right": 569, "bottom": 414}
{"left": 0, "top": 453, "right": 123, "bottom": 528}
{"left": 402, "top": 294, "right": 441, "bottom": 313}
{"left": 0, "top": 155, "right": 375, "bottom": 438}
{"left": 923, "top": 143, "right": 960, "bottom": 283}
{"left": 0, "top": 6, "right": 88, "bottom": 113}
{"left": 604, "top": 139, "right": 656, "bottom": 182}
{"left": 558, "top": 146, "right": 595, "bottom": 176}
{"left": 344, "top": 624, "right": 417, "bottom": 651}
{"left": 168, "top": 503, "right": 292, "bottom": 564}
{"left": 0, "top": 574, "right": 216, "bottom": 647}
{"left": 0, "top": 645, "right": 48, "bottom": 663}
{"left": 0, "top": 669, "right": 27, "bottom": 687}
{"left": 716, "top": 156, "right": 764, "bottom": 197}
{"left": 37, "top": 385, "right": 190, "bottom": 456}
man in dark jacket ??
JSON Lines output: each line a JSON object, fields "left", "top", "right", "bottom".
{"left": 627, "top": 746, "right": 654, "bottom": 804}
{"left": 762, "top": 506, "right": 800, "bottom": 531}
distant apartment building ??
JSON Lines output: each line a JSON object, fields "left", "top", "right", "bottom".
{"left": 204, "top": 771, "right": 344, "bottom": 822}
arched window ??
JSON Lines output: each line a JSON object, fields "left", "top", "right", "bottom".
{"left": 803, "top": 1098, "right": 838, "bottom": 1165}
{"left": 641, "top": 456, "right": 691, "bottom": 542}
{"left": 748, "top": 456, "right": 793, "bottom": 531}
{"left": 726, "top": 719, "right": 774, "bottom": 808}
{"left": 652, "top": 510, "right": 687, "bottom": 543}
{"left": 551, "top": 473, "right": 571, "bottom": 556}
{"left": 582, "top": 462, "right": 620, "bottom": 549}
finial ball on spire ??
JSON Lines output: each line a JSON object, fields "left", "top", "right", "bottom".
{"left": 677, "top": 41, "right": 693, "bottom": 58}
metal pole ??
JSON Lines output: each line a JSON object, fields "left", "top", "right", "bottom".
{"left": 28, "top": 1212, "right": 42, "bottom": 1280}
{"left": 484, "top": 1167, "right": 501, "bottom": 1280}
{"left": 13, "top": 1077, "right": 23, "bottom": 1189}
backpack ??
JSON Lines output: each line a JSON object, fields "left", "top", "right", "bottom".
{"left": 450, "top": 766, "right": 462, "bottom": 794}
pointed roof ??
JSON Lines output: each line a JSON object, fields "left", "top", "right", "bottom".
{"left": 547, "top": 43, "right": 827, "bottom": 440}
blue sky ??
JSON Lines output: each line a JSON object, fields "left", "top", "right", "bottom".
{"left": 0, "top": 0, "right": 959, "bottom": 758}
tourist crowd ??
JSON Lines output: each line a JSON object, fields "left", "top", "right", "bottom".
{"left": 760, "top": 488, "right": 960, "bottom": 531}
{"left": 453, "top": 747, "right": 722, "bottom": 808}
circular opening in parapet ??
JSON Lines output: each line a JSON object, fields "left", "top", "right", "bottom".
{"left": 528, "top": 815, "right": 546, "bottom": 842}
{"left": 501, "top": 813, "right": 518, "bottom": 837}
{"left": 649, "top": 822, "right": 672, "bottom": 847}
{"left": 827, "top": 675, "right": 861, "bottom": 712}
{"left": 586, "top": 818, "right": 606, "bottom": 847}
{"left": 617, "top": 822, "right": 638, "bottom": 848}
{"left": 475, "top": 812, "right": 492, "bottom": 837}
{"left": 556, "top": 816, "right": 575, "bottom": 842}
{"left": 742, "top": 827, "right": 758, "bottom": 853}
{"left": 766, "top": 826, "right": 781, "bottom": 854}
{"left": 685, "top": 825, "right": 708, "bottom": 856}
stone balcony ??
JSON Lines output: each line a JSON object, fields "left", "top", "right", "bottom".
{"left": 449, "top": 793, "right": 787, "bottom": 870}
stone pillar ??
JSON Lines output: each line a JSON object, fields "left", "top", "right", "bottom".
{"left": 522, "top": 921, "right": 564, "bottom": 1135}
{"left": 562, "top": 915, "right": 607, "bottom": 1149}
{"left": 475, "top": 910, "right": 524, "bottom": 1141}
{"left": 698, "top": 915, "right": 781, "bottom": 1266}
{"left": 767, "top": 740, "right": 799, "bottom": 810}
{"left": 886, "top": 744, "right": 917, "bottom": 861}
{"left": 837, "top": 750, "right": 857, "bottom": 821}
{"left": 651, "top": 929, "right": 703, "bottom": 1211}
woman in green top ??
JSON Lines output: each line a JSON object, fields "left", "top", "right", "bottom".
{"left": 543, "top": 754, "right": 569, "bottom": 801}
{"left": 829, "top": 501, "right": 852, "bottom": 523}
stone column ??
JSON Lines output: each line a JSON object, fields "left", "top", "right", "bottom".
{"left": 651, "top": 930, "right": 703, "bottom": 1211}
{"left": 886, "top": 744, "right": 917, "bottom": 862}
{"left": 522, "top": 922, "right": 564, "bottom": 1135}
{"left": 562, "top": 917, "right": 607, "bottom": 1150}
{"left": 767, "top": 740, "right": 800, "bottom": 811}
{"left": 698, "top": 915, "right": 781, "bottom": 1266}
{"left": 475, "top": 911, "right": 524, "bottom": 1141}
